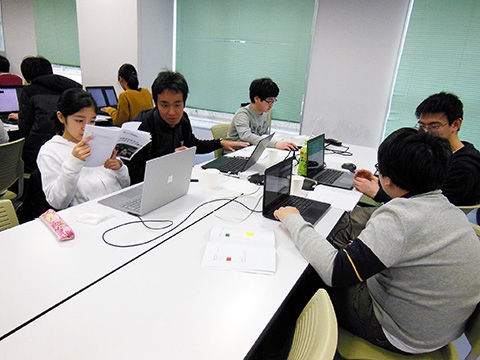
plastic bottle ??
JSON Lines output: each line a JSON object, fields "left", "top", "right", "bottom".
{"left": 297, "top": 140, "right": 307, "bottom": 176}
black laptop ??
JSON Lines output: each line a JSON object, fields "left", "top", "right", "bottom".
{"left": 0, "top": 85, "right": 23, "bottom": 123}
{"left": 201, "top": 133, "right": 274, "bottom": 175}
{"left": 262, "top": 157, "right": 331, "bottom": 225}
{"left": 306, "top": 133, "right": 354, "bottom": 190}
{"left": 85, "top": 86, "right": 118, "bottom": 113}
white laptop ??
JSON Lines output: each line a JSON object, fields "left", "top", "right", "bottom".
{"left": 98, "top": 147, "right": 196, "bottom": 216}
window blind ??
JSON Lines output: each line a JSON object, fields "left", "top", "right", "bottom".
{"left": 33, "top": 0, "right": 80, "bottom": 67}
{"left": 385, "top": 0, "right": 480, "bottom": 149}
{"left": 176, "top": 0, "right": 316, "bottom": 123}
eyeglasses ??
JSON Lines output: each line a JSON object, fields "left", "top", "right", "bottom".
{"left": 374, "top": 163, "right": 379, "bottom": 176}
{"left": 415, "top": 121, "right": 448, "bottom": 132}
{"left": 263, "top": 98, "right": 277, "bottom": 105}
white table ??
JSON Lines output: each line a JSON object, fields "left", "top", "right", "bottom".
{"left": 0, "top": 143, "right": 377, "bottom": 359}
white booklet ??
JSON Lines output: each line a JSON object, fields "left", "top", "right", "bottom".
{"left": 202, "top": 226, "right": 276, "bottom": 275}
{"left": 82, "top": 124, "right": 151, "bottom": 167}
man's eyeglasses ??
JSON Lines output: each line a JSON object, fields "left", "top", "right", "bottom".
{"left": 263, "top": 98, "right": 277, "bottom": 105}
{"left": 415, "top": 121, "right": 448, "bottom": 132}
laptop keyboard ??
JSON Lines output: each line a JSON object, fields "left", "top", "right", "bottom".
{"left": 218, "top": 157, "right": 248, "bottom": 173}
{"left": 122, "top": 196, "right": 142, "bottom": 213}
{"left": 315, "top": 168, "right": 343, "bottom": 185}
{"left": 274, "top": 195, "right": 312, "bottom": 213}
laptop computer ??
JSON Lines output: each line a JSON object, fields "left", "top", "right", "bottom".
{"left": 262, "top": 157, "right": 331, "bottom": 225}
{"left": 306, "top": 133, "right": 354, "bottom": 190}
{"left": 201, "top": 133, "right": 274, "bottom": 174}
{"left": 0, "top": 85, "right": 23, "bottom": 123}
{"left": 98, "top": 146, "right": 196, "bottom": 216}
{"left": 85, "top": 86, "right": 118, "bottom": 112}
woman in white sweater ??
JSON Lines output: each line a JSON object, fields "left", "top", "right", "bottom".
{"left": 37, "top": 88, "right": 130, "bottom": 209}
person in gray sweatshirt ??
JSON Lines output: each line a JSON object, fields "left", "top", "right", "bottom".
{"left": 274, "top": 128, "right": 480, "bottom": 354}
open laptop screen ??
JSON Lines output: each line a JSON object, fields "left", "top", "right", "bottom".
{"left": 307, "top": 133, "right": 326, "bottom": 177}
{"left": 104, "top": 87, "right": 118, "bottom": 107}
{"left": 86, "top": 87, "right": 107, "bottom": 107}
{"left": 0, "top": 87, "right": 21, "bottom": 113}
{"left": 263, "top": 158, "right": 292, "bottom": 211}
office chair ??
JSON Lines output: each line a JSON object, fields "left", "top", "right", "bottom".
{"left": 465, "top": 303, "right": 480, "bottom": 360}
{"left": 286, "top": 288, "right": 338, "bottom": 360}
{"left": 17, "top": 168, "right": 52, "bottom": 224}
{"left": 0, "top": 138, "right": 25, "bottom": 201}
{"left": 337, "top": 326, "right": 459, "bottom": 360}
{"left": 0, "top": 199, "right": 19, "bottom": 231}
{"left": 210, "top": 123, "right": 231, "bottom": 158}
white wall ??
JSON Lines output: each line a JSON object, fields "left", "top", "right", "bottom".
{"left": 75, "top": 0, "right": 138, "bottom": 95}
{"left": 302, "top": 0, "right": 411, "bottom": 147}
{"left": 1, "top": 0, "right": 37, "bottom": 77}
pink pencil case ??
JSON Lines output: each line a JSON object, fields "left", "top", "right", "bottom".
{"left": 40, "top": 209, "right": 75, "bottom": 241}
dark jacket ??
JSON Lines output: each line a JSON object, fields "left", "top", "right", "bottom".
{"left": 374, "top": 141, "right": 480, "bottom": 206}
{"left": 127, "top": 108, "right": 221, "bottom": 184}
{"left": 18, "top": 74, "right": 82, "bottom": 173}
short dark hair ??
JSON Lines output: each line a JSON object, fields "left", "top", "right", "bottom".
{"left": 415, "top": 92, "right": 463, "bottom": 125}
{"left": 118, "top": 63, "right": 139, "bottom": 90}
{"left": 249, "top": 78, "right": 279, "bottom": 103}
{"left": 20, "top": 56, "right": 53, "bottom": 83}
{"left": 55, "top": 88, "right": 97, "bottom": 134}
{"left": 0, "top": 55, "right": 10, "bottom": 73}
{"left": 151, "top": 70, "right": 189, "bottom": 103}
{"left": 377, "top": 128, "right": 452, "bottom": 195}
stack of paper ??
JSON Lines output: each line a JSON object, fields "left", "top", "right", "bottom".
{"left": 202, "top": 226, "right": 276, "bottom": 275}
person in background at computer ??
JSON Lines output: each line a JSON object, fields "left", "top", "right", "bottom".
{"left": 226, "top": 77, "right": 297, "bottom": 151}
{"left": 0, "top": 55, "right": 23, "bottom": 86}
{"left": 127, "top": 70, "right": 249, "bottom": 184}
{"left": 15, "top": 56, "right": 82, "bottom": 173}
{"left": 100, "top": 63, "right": 153, "bottom": 127}
{"left": 355, "top": 92, "right": 480, "bottom": 208}
{"left": 37, "top": 88, "right": 130, "bottom": 210}
{"left": 274, "top": 128, "right": 480, "bottom": 355}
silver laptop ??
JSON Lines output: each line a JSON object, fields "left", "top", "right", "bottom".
{"left": 98, "top": 147, "right": 196, "bottom": 216}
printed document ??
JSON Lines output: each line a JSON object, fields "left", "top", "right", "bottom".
{"left": 202, "top": 226, "right": 276, "bottom": 275}
{"left": 82, "top": 124, "right": 151, "bottom": 167}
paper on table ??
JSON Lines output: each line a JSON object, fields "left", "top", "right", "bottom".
{"left": 307, "top": 185, "right": 362, "bottom": 211}
{"left": 202, "top": 226, "right": 276, "bottom": 275}
{"left": 82, "top": 124, "right": 151, "bottom": 167}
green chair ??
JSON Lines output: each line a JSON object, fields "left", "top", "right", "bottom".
{"left": 0, "top": 199, "right": 19, "bottom": 231}
{"left": 210, "top": 123, "right": 231, "bottom": 158}
{"left": 337, "top": 327, "right": 459, "bottom": 360}
{"left": 0, "top": 138, "right": 25, "bottom": 201}
{"left": 287, "top": 288, "right": 338, "bottom": 360}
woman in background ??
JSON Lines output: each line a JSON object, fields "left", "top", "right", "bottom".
{"left": 37, "top": 88, "right": 130, "bottom": 209}
{"left": 101, "top": 63, "right": 153, "bottom": 126}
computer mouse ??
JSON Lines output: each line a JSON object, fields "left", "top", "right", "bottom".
{"left": 341, "top": 162, "right": 357, "bottom": 173}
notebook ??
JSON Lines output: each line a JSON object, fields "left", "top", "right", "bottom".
{"left": 0, "top": 86, "right": 23, "bottom": 123}
{"left": 262, "top": 157, "right": 331, "bottom": 225}
{"left": 98, "top": 146, "right": 196, "bottom": 216}
{"left": 201, "top": 133, "right": 274, "bottom": 174}
{"left": 85, "top": 86, "right": 118, "bottom": 113}
{"left": 306, "top": 133, "right": 354, "bottom": 190}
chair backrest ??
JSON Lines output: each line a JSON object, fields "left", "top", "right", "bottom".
{"left": 17, "top": 168, "right": 52, "bottom": 224}
{"left": 0, "top": 138, "right": 25, "bottom": 199}
{"left": 287, "top": 288, "right": 338, "bottom": 360}
{"left": 0, "top": 199, "right": 19, "bottom": 231}
{"left": 465, "top": 304, "right": 480, "bottom": 360}
{"left": 210, "top": 123, "right": 231, "bottom": 158}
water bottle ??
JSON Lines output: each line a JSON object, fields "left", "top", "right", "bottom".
{"left": 297, "top": 141, "right": 307, "bottom": 176}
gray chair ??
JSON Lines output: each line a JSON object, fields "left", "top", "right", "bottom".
{"left": 0, "top": 138, "right": 25, "bottom": 201}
